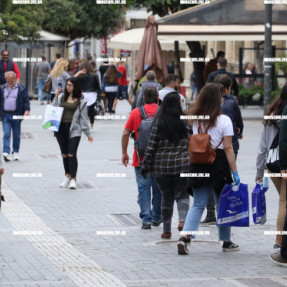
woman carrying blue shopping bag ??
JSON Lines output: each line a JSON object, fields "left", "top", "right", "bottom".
{"left": 52, "top": 77, "right": 93, "bottom": 190}
{"left": 177, "top": 83, "right": 240, "bottom": 255}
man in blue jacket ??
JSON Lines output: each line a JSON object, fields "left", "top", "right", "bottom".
{"left": 0, "top": 71, "right": 30, "bottom": 161}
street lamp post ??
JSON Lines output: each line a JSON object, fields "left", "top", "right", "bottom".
{"left": 264, "top": 3, "right": 273, "bottom": 113}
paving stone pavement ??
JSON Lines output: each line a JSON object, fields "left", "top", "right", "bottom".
{"left": 0, "top": 101, "right": 286, "bottom": 287}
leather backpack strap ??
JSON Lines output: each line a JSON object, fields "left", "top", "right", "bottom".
{"left": 214, "top": 138, "right": 223, "bottom": 150}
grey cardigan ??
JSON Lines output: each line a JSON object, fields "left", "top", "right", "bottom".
{"left": 52, "top": 94, "right": 91, "bottom": 138}
{"left": 256, "top": 123, "right": 279, "bottom": 178}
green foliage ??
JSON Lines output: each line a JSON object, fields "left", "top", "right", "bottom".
{"left": 133, "top": 0, "right": 197, "bottom": 16}
{"left": 0, "top": 0, "right": 43, "bottom": 43}
{"left": 275, "top": 53, "right": 287, "bottom": 76}
{"left": 42, "top": 0, "right": 127, "bottom": 41}
{"left": 238, "top": 83, "right": 280, "bottom": 106}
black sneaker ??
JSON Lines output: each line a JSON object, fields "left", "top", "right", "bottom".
{"left": 200, "top": 216, "right": 216, "bottom": 225}
{"left": 222, "top": 241, "right": 240, "bottom": 252}
{"left": 177, "top": 237, "right": 189, "bottom": 255}
{"left": 141, "top": 223, "right": 151, "bottom": 229}
{"left": 270, "top": 253, "right": 287, "bottom": 267}
{"left": 152, "top": 218, "right": 163, "bottom": 226}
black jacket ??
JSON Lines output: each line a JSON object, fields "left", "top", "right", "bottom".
{"left": 79, "top": 73, "right": 101, "bottom": 96}
{"left": 279, "top": 105, "right": 287, "bottom": 170}
{"left": 221, "top": 95, "right": 244, "bottom": 154}
{"left": 207, "top": 69, "right": 239, "bottom": 97}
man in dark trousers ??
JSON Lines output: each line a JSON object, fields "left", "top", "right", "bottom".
{"left": 0, "top": 71, "right": 30, "bottom": 161}
{"left": 270, "top": 105, "right": 287, "bottom": 266}
{"left": 207, "top": 57, "right": 239, "bottom": 98}
{"left": 0, "top": 50, "right": 21, "bottom": 86}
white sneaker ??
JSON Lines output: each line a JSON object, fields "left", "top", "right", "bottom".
{"left": 90, "top": 126, "right": 95, "bottom": 132}
{"left": 13, "top": 153, "right": 19, "bottom": 161}
{"left": 3, "top": 153, "right": 10, "bottom": 162}
{"left": 69, "top": 179, "right": 77, "bottom": 189}
{"left": 59, "top": 177, "right": 71, "bottom": 188}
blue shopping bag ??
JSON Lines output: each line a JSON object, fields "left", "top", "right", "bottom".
{"left": 217, "top": 183, "right": 249, "bottom": 227}
{"left": 252, "top": 183, "right": 268, "bottom": 225}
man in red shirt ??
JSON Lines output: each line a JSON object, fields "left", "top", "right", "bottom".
{"left": 113, "top": 61, "right": 132, "bottom": 111}
{"left": 0, "top": 50, "right": 21, "bottom": 86}
{"left": 122, "top": 87, "right": 162, "bottom": 229}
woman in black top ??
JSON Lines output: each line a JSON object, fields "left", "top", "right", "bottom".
{"left": 76, "top": 61, "right": 101, "bottom": 132}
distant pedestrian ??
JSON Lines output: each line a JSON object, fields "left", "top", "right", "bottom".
{"left": 243, "top": 62, "right": 252, "bottom": 88}
{"left": 48, "top": 58, "right": 70, "bottom": 102}
{"left": 77, "top": 61, "right": 101, "bottom": 132}
{"left": 35, "top": 55, "right": 51, "bottom": 105}
{"left": 0, "top": 71, "right": 30, "bottom": 161}
{"left": 203, "top": 51, "right": 225, "bottom": 82}
{"left": 177, "top": 83, "right": 240, "bottom": 255}
{"left": 50, "top": 53, "right": 61, "bottom": 70}
{"left": 256, "top": 84, "right": 287, "bottom": 252}
{"left": 141, "top": 92, "right": 190, "bottom": 239}
{"left": 122, "top": 86, "right": 162, "bottom": 230}
{"left": 115, "top": 61, "right": 132, "bottom": 106}
{"left": 134, "top": 70, "right": 161, "bottom": 109}
{"left": 101, "top": 65, "right": 122, "bottom": 114}
{"left": 159, "top": 74, "right": 187, "bottom": 113}
{"left": 52, "top": 77, "right": 93, "bottom": 190}
{"left": 190, "top": 71, "right": 198, "bottom": 100}
{"left": 207, "top": 57, "right": 239, "bottom": 98}
{"left": 0, "top": 50, "right": 21, "bottom": 86}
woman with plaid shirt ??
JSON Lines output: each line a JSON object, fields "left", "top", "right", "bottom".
{"left": 141, "top": 92, "right": 190, "bottom": 240}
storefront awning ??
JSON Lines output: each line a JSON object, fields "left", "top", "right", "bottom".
{"left": 158, "top": 24, "right": 287, "bottom": 41}
{"left": 109, "top": 28, "right": 186, "bottom": 51}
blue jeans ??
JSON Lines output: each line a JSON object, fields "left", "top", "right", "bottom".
{"left": 2, "top": 112, "right": 21, "bottom": 154}
{"left": 37, "top": 79, "right": 50, "bottom": 102}
{"left": 134, "top": 167, "right": 162, "bottom": 224}
{"left": 183, "top": 184, "right": 231, "bottom": 241}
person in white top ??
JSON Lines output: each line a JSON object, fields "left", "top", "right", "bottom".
{"left": 177, "top": 83, "right": 240, "bottom": 255}
{"left": 158, "top": 74, "right": 187, "bottom": 112}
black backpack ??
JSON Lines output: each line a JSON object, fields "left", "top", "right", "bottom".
{"left": 134, "top": 106, "right": 158, "bottom": 163}
{"left": 266, "top": 130, "right": 280, "bottom": 173}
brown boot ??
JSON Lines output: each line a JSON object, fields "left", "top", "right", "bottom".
{"left": 161, "top": 232, "right": 172, "bottom": 239}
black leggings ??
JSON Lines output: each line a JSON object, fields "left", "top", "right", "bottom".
{"left": 55, "top": 122, "right": 81, "bottom": 178}
{"left": 88, "top": 103, "right": 95, "bottom": 124}
{"left": 105, "top": 92, "right": 117, "bottom": 113}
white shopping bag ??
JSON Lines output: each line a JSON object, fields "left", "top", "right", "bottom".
{"left": 82, "top": 92, "right": 97, "bottom": 106}
{"left": 42, "top": 105, "right": 64, "bottom": 132}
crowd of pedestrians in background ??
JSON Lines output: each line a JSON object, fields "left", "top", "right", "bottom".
{"left": 0, "top": 48, "right": 286, "bottom": 267}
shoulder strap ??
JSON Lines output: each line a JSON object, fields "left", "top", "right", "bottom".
{"left": 214, "top": 138, "right": 223, "bottom": 150}
{"left": 139, "top": 105, "right": 147, "bottom": 119}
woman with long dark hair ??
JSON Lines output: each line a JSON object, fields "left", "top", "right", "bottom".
{"left": 76, "top": 60, "right": 101, "bottom": 132}
{"left": 101, "top": 65, "right": 122, "bottom": 114}
{"left": 177, "top": 83, "right": 240, "bottom": 255}
{"left": 256, "top": 83, "right": 287, "bottom": 251}
{"left": 52, "top": 77, "right": 93, "bottom": 189}
{"left": 141, "top": 92, "right": 190, "bottom": 239}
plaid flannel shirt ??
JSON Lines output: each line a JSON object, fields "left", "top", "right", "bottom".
{"left": 142, "top": 121, "right": 191, "bottom": 175}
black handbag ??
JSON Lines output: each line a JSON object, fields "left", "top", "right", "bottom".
{"left": 266, "top": 130, "right": 280, "bottom": 173}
